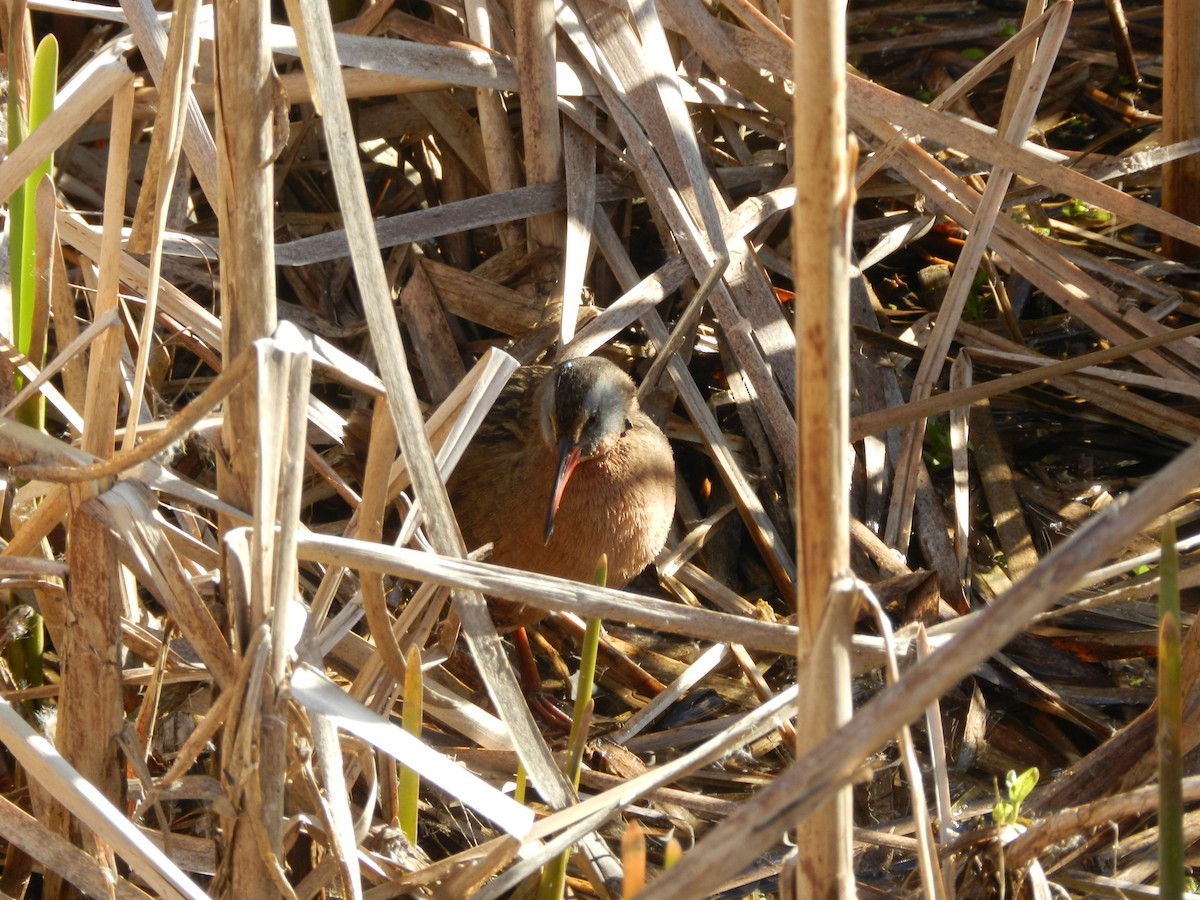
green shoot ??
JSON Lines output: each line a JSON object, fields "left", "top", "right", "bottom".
{"left": 514, "top": 762, "right": 527, "bottom": 805}
{"left": 992, "top": 767, "right": 1038, "bottom": 826}
{"left": 11, "top": 34, "right": 57, "bottom": 430}
{"left": 538, "top": 553, "right": 608, "bottom": 900}
{"left": 398, "top": 645, "right": 423, "bottom": 844}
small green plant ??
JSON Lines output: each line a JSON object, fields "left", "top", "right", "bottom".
{"left": 398, "top": 645, "right": 423, "bottom": 844}
{"left": 5, "top": 32, "right": 58, "bottom": 713}
{"left": 1061, "top": 198, "right": 1087, "bottom": 218}
{"left": 539, "top": 555, "right": 608, "bottom": 900}
{"left": 993, "top": 767, "right": 1039, "bottom": 826}
{"left": 1060, "top": 198, "right": 1113, "bottom": 225}
{"left": 9, "top": 33, "right": 58, "bottom": 430}
{"left": 513, "top": 762, "right": 527, "bottom": 805}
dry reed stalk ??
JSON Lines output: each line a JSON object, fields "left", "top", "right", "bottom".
{"left": 1162, "top": 0, "right": 1200, "bottom": 261}
{"left": 46, "top": 502, "right": 125, "bottom": 898}
{"left": 118, "top": 0, "right": 219, "bottom": 204}
{"left": 296, "top": 533, "right": 798, "bottom": 654}
{"left": 791, "top": 0, "right": 854, "bottom": 892}
{"left": 211, "top": 0, "right": 280, "bottom": 892}
{"left": 33, "top": 75, "right": 135, "bottom": 896}
{"left": 123, "top": 0, "right": 201, "bottom": 450}
{"left": 513, "top": 0, "right": 562, "bottom": 254}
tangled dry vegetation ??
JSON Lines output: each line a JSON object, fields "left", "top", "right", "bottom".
{"left": 0, "top": 0, "right": 1198, "bottom": 896}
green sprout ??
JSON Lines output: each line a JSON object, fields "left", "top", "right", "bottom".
{"left": 538, "top": 554, "right": 608, "bottom": 900}
{"left": 9, "top": 33, "right": 58, "bottom": 430}
{"left": 993, "top": 767, "right": 1039, "bottom": 826}
{"left": 1060, "top": 198, "right": 1112, "bottom": 224}
{"left": 398, "top": 645, "right": 423, "bottom": 844}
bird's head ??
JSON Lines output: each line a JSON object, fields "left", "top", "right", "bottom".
{"left": 536, "top": 357, "right": 637, "bottom": 543}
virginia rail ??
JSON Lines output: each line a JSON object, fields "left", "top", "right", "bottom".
{"left": 448, "top": 356, "right": 676, "bottom": 625}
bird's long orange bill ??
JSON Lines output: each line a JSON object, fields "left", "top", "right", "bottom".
{"left": 544, "top": 441, "right": 582, "bottom": 543}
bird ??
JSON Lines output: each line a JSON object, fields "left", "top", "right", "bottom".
{"left": 448, "top": 356, "right": 676, "bottom": 627}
